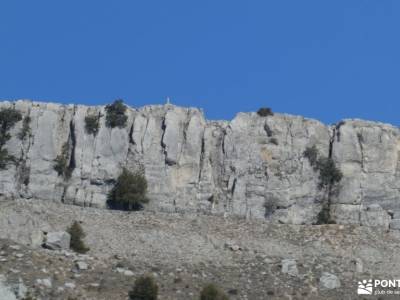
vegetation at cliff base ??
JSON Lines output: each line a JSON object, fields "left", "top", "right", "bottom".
{"left": 129, "top": 275, "right": 158, "bottom": 300}
{"left": 105, "top": 99, "right": 128, "bottom": 128}
{"left": 67, "top": 221, "right": 90, "bottom": 254}
{"left": 107, "top": 168, "right": 149, "bottom": 211}
{"left": 200, "top": 283, "right": 229, "bottom": 300}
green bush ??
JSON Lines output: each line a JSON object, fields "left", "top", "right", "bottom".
{"left": 316, "top": 157, "right": 343, "bottom": 189}
{"left": 0, "top": 148, "right": 15, "bottom": 169}
{"left": 315, "top": 203, "right": 333, "bottom": 225}
{"left": 67, "top": 221, "right": 90, "bottom": 254}
{"left": 0, "top": 107, "right": 22, "bottom": 169}
{"left": 263, "top": 124, "right": 273, "bottom": 137}
{"left": 105, "top": 99, "right": 128, "bottom": 128}
{"left": 264, "top": 196, "right": 277, "bottom": 218}
{"left": 129, "top": 275, "right": 158, "bottom": 300}
{"left": 257, "top": 107, "right": 273, "bottom": 117}
{"left": 18, "top": 116, "right": 31, "bottom": 140}
{"left": 303, "top": 145, "right": 319, "bottom": 168}
{"left": 85, "top": 114, "right": 100, "bottom": 135}
{"left": 303, "top": 145, "right": 342, "bottom": 224}
{"left": 200, "top": 284, "right": 229, "bottom": 300}
{"left": 107, "top": 168, "right": 149, "bottom": 211}
{"left": 53, "top": 143, "right": 72, "bottom": 179}
{"left": 0, "top": 107, "right": 22, "bottom": 135}
{"left": 269, "top": 137, "right": 279, "bottom": 145}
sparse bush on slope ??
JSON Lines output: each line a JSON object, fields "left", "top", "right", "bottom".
{"left": 129, "top": 275, "right": 158, "bottom": 300}
{"left": 67, "top": 221, "right": 90, "bottom": 254}
{"left": 200, "top": 283, "right": 229, "bottom": 300}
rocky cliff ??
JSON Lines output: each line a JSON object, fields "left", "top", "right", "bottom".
{"left": 0, "top": 100, "right": 398, "bottom": 228}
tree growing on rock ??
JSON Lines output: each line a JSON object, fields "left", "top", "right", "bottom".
{"left": 107, "top": 168, "right": 149, "bottom": 211}
{"left": 200, "top": 283, "right": 229, "bottom": 300}
{"left": 67, "top": 221, "right": 90, "bottom": 254}
{"left": 303, "top": 146, "right": 343, "bottom": 224}
{"left": 129, "top": 275, "right": 158, "bottom": 300}
{"left": 105, "top": 99, "right": 128, "bottom": 128}
{"left": 84, "top": 114, "right": 100, "bottom": 135}
{"left": 0, "top": 107, "right": 22, "bottom": 169}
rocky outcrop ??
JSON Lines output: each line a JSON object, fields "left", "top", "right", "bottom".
{"left": 0, "top": 100, "right": 398, "bottom": 226}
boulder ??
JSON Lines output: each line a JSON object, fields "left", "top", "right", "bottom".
{"left": 319, "top": 272, "right": 340, "bottom": 289}
{"left": 0, "top": 275, "right": 17, "bottom": 300}
{"left": 44, "top": 232, "right": 71, "bottom": 250}
{"left": 281, "top": 259, "right": 298, "bottom": 277}
{"left": 76, "top": 261, "right": 88, "bottom": 271}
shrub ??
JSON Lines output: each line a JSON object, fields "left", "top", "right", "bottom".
{"left": 303, "top": 145, "right": 342, "bottom": 224}
{"left": 0, "top": 148, "right": 14, "bottom": 169}
{"left": 315, "top": 204, "right": 333, "bottom": 225}
{"left": 105, "top": 99, "right": 128, "bottom": 128}
{"left": 85, "top": 114, "right": 100, "bottom": 135}
{"left": 303, "top": 145, "right": 319, "bottom": 168}
{"left": 0, "top": 107, "right": 22, "bottom": 135}
{"left": 269, "top": 137, "right": 279, "bottom": 145}
{"left": 316, "top": 157, "right": 343, "bottom": 190}
{"left": 129, "top": 275, "right": 158, "bottom": 300}
{"left": 18, "top": 116, "right": 31, "bottom": 140}
{"left": 264, "top": 196, "right": 277, "bottom": 218}
{"left": 263, "top": 124, "right": 273, "bottom": 137}
{"left": 67, "top": 221, "right": 90, "bottom": 254}
{"left": 0, "top": 107, "right": 22, "bottom": 169}
{"left": 257, "top": 107, "right": 273, "bottom": 117}
{"left": 303, "top": 146, "right": 342, "bottom": 189}
{"left": 53, "top": 143, "right": 72, "bottom": 179}
{"left": 107, "top": 168, "right": 149, "bottom": 211}
{"left": 200, "top": 283, "right": 229, "bottom": 300}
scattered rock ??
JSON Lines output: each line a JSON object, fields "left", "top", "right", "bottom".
{"left": 29, "top": 230, "right": 44, "bottom": 248}
{"left": 390, "top": 219, "right": 400, "bottom": 230}
{"left": 281, "top": 259, "right": 299, "bottom": 277}
{"left": 355, "top": 258, "right": 363, "bottom": 273}
{"left": 36, "top": 278, "right": 52, "bottom": 288}
{"left": 320, "top": 272, "right": 340, "bottom": 289}
{"left": 76, "top": 261, "right": 88, "bottom": 271}
{"left": 65, "top": 282, "right": 76, "bottom": 289}
{"left": 0, "top": 275, "right": 17, "bottom": 300}
{"left": 123, "top": 270, "right": 134, "bottom": 276}
{"left": 12, "top": 278, "right": 27, "bottom": 299}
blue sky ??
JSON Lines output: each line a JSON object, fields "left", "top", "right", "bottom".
{"left": 0, "top": 1, "right": 399, "bottom": 124}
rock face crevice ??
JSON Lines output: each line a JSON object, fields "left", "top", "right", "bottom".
{"left": 0, "top": 100, "right": 397, "bottom": 228}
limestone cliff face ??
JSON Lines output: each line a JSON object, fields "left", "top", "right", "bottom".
{"left": 0, "top": 100, "right": 398, "bottom": 228}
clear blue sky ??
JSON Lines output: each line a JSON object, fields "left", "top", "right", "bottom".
{"left": 0, "top": 1, "right": 399, "bottom": 124}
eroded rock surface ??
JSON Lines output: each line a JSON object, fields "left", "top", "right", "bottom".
{"left": 0, "top": 100, "right": 399, "bottom": 226}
